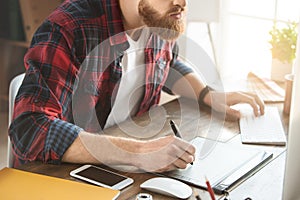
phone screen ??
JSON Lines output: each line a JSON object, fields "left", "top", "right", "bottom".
{"left": 75, "top": 166, "right": 127, "bottom": 186}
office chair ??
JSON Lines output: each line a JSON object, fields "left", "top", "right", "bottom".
{"left": 7, "top": 73, "right": 25, "bottom": 167}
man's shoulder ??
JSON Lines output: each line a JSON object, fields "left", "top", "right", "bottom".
{"left": 47, "top": 0, "right": 105, "bottom": 29}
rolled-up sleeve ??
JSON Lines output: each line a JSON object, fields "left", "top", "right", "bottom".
{"left": 9, "top": 113, "right": 82, "bottom": 165}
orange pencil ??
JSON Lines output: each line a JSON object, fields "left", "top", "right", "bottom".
{"left": 205, "top": 176, "right": 216, "bottom": 200}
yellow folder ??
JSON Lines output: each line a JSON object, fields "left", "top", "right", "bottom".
{"left": 0, "top": 167, "right": 120, "bottom": 200}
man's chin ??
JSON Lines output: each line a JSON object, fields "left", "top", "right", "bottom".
{"left": 148, "top": 27, "right": 184, "bottom": 41}
{"left": 157, "top": 31, "right": 181, "bottom": 41}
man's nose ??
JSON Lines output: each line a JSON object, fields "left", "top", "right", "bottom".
{"left": 173, "top": 0, "right": 187, "bottom": 8}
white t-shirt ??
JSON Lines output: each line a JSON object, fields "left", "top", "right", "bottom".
{"left": 104, "top": 30, "right": 150, "bottom": 129}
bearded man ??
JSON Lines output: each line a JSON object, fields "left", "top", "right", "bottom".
{"left": 9, "top": 0, "right": 264, "bottom": 172}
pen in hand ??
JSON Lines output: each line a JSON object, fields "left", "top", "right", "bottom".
{"left": 169, "top": 119, "right": 183, "bottom": 138}
{"left": 169, "top": 120, "right": 194, "bottom": 165}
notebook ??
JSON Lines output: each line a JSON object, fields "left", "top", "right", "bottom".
{"left": 162, "top": 137, "right": 273, "bottom": 194}
{"left": 0, "top": 167, "right": 120, "bottom": 200}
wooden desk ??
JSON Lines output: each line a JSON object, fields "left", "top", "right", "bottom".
{"left": 16, "top": 98, "right": 289, "bottom": 200}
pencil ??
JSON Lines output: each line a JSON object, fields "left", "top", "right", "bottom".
{"left": 169, "top": 120, "right": 193, "bottom": 165}
{"left": 205, "top": 176, "right": 216, "bottom": 200}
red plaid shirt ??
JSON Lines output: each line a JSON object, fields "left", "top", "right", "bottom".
{"left": 9, "top": 0, "right": 193, "bottom": 167}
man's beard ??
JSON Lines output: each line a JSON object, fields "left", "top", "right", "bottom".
{"left": 138, "top": 0, "right": 185, "bottom": 41}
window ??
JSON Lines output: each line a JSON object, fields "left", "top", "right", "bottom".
{"left": 186, "top": 0, "right": 300, "bottom": 82}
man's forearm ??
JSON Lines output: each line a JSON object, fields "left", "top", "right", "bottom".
{"left": 62, "top": 131, "right": 140, "bottom": 166}
{"left": 171, "top": 73, "right": 207, "bottom": 103}
{"left": 62, "top": 131, "right": 196, "bottom": 172}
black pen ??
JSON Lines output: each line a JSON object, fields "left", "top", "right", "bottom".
{"left": 169, "top": 120, "right": 194, "bottom": 165}
{"left": 169, "top": 119, "right": 183, "bottom": 138}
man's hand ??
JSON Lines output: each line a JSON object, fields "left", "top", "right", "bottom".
{"left": 171, "top": 73, "right": 264, "bottom": 121}
{"left": 134, "top": 135, "right": 196, "bottom": 172}
{"left": 204, "top": 91, "right": 265, "bottom": 121}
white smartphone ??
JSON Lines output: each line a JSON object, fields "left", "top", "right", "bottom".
{"left": 70, "top": 165, "right": 134, "bottom": 190}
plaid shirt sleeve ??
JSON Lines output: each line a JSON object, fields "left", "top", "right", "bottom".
{"left": 163, "top": 42, "right": 194, "bottom": 94}
{"left": 8, "top": 17, "right": 83, "bottom": 166}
